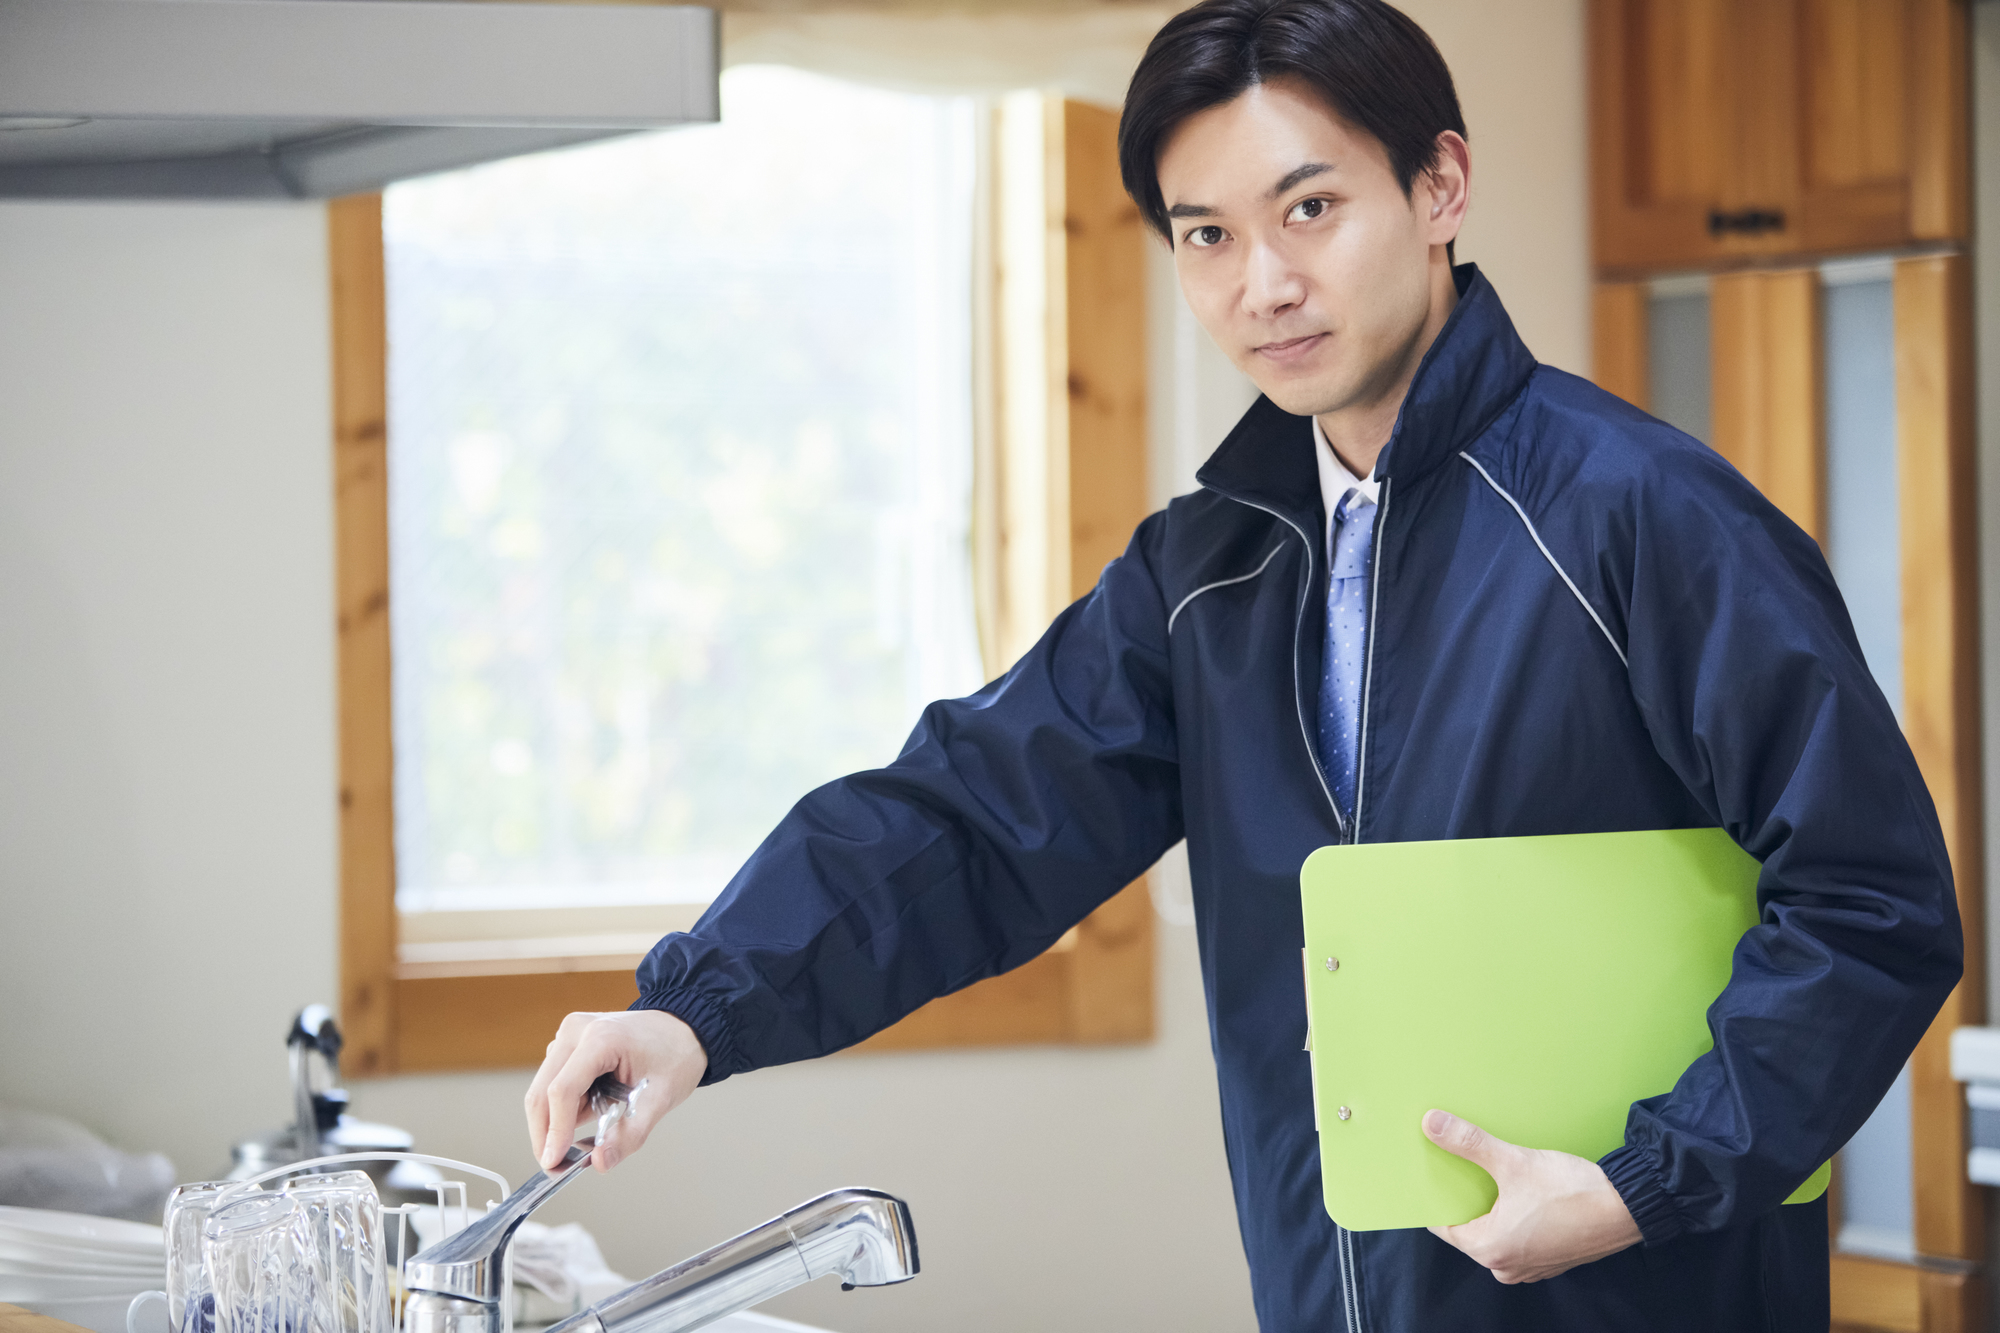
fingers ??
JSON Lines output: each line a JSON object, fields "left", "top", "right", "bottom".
{"left": 1428, "top": 1219, "right": 1527, "bottom": 1284}
{"left": 1421, "top": 1111, "right": 1525, "bottom": 1283}
{"left": 523, "top": 1012, "right": 595, "bottom": 1162}
{"left": 1422, "top": 1109, "right": 1516, "bottom": 1177}
{"left": 539, "top": 1032, "right": 618, "bottom": 1170}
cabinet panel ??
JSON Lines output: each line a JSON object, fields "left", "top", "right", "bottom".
{"left": 1592, "top": 0, "right": 1704, "bottom": 268}
{"left": 1795, "top": 0, "right": 1915, "bottom": 253}
{"left": 1726, "top": 0, "right": 1802, "bottom": 221}
{"left": 1907, "top": 0, "right": 1971, "bottom": 240}
{"left": 1591, "top": 0, "right": 1967, "bottom": 273}
{"left": 1594, "top": 0, "right": 1796, "bottom": 270}
{"left": 1802, "top": 0, "right": 1909, "bottom": 192}
{"left": 1630, "top": 0, "right": 1728, "bottom": 208}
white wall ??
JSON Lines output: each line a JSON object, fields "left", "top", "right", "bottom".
{"left": 0, "top": 6, "right": 1588, "bottom": 1332}
{"left": 1407, "top": 0, "right": 1590, "bottom": 375}
{"left": 0, "top": 200, "right": 343, "bottom": 1156}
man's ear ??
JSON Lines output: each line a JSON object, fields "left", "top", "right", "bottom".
{"left": 1422, "top": 130, "right": 1471, "bottom": 247}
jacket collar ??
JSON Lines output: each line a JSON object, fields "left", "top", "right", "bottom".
{"left": 1195, "top": 264, "right": 1537, "bottom": 529}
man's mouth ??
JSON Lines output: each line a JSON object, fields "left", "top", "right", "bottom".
{"left": 1254, "top": 332, "right": 1329, "bottom": 361}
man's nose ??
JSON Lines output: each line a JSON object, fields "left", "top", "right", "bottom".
{"left": 1240, "top": 237, "right": 1305, "bottom": 319}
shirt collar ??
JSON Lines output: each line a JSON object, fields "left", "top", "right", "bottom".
{"left": 1312, "top": 415, "right": 1381, "bottom": 544}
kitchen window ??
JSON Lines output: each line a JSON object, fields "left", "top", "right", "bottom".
{"left": 386, "top": 64, "right": 981, "bottom": 925}
{"left": 333, "top": 77, "right": 1152, "bottom": 1075}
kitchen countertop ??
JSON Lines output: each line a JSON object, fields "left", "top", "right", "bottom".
{"left": 2, "top": 1302, "right": 95, "bottom": 1333}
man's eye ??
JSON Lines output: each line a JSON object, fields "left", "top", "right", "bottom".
{"left": 1288, "top": 197, "right": 1328, "bottom": 223}
{"left": 1185, "top": 224, "right": 1227, "bottom": 248}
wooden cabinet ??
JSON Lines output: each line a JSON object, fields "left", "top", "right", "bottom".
{"left": 1590, "top": 0, "right": 1968, "bottom": 274}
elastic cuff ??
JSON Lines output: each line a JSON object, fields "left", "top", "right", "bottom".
{"left": 1597, "top": 1145, "right": 1686, "bottom": 1246}
{"left": 632, "top": 985, "right": 741, "bottom": 1086}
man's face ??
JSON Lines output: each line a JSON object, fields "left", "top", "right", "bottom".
{"left": 1156, "top": 79, "right": 1460, "bottom": 420}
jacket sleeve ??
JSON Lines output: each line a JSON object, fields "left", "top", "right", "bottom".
{"left": 1596, "top": 444, "right": 1963, "bottom": 1243}
{"left": 631, "top": 514, "right": 1183, "bottom": 1082}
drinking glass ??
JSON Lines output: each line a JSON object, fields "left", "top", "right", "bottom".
{"left": 202, "top": 1193, "right": 321, "bottom": 1333}
{"left": 282, "top": 1172, "right": 389, "bottom": 1333}
{"left": 164, "top": 1181, "right": 236, "bottom": 1333}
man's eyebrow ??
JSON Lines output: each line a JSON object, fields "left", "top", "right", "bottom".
{"left": 1165, "top": 162, "right": 1334, "bottom": 220}
{"left": 1268, "top": 162, "right": 1334, "bottom": 197}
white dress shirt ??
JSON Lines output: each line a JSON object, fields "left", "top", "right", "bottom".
{"left": 1311, "top": 415, "right": 1381, "bottom": 549}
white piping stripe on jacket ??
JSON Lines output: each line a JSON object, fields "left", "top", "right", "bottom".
{"left": 1166, "top": 543, "right": 1286, "bottom": 633}
{"left": 1457, "top": 451, "right": 1630, "bottom": 669}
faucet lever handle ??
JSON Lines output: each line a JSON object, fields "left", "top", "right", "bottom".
{"left": 403, "top": 1139, "right": 598, "bottom": 1304}
{"left": 586, "top": 1073, "right": 647, "bottom": 1150}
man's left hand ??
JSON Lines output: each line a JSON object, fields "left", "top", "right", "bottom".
{"left": 1422, "top": 1109, "right": 1643, "bottom": 1283}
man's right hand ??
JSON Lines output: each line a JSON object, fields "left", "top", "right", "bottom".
{"left": 524, "top": 1009, "right": 709, "bottom": 1173}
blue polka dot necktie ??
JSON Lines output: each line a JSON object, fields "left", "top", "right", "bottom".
{"left": 1319, "top": 488, "right": 1376, "bottom": 825}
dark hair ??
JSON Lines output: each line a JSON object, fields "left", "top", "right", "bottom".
{"left": 1118, "top": 0, "right": 1466, "bottom": 244}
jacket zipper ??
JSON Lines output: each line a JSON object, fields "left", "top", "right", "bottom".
{"left": 1224, "top": 492, "right": 1365, "bottom": 1330}
{"left": 1333, "top": 477, "right": 1388, "bottom": 1331}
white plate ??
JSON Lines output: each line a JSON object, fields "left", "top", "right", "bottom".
{"left": 0, "top": 1237, "right": 161, "bottom": 1272}
{"left": 0, "top": 1271, "right": 153, "bottom": 1302}
{"left": 0, "top": 1247, "right": 162, "bottom": 1278}
{"left": 9, "top": 1294, "right": 147, "bottom": 1333}
{"left": 0, "top": 1208, "right": 163, "bottom": 1255}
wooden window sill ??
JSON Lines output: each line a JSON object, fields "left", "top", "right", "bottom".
{"left": 385, "top": 883, "right": 1148, "bottom": 1073}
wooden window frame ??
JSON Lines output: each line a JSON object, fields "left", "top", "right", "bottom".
{"left": 1591, "top": 254, "right": 1984, "bottom": 1331}
{"left": 333, "top": 94, "right": 1153, "bottom": 1076}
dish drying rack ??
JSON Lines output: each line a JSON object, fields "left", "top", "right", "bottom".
{"left": 221, "top": 1151, "right": 515, "bottom": 1327}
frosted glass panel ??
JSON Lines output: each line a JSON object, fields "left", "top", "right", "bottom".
{"left": 1646, "top": 280, "right": 1711, "bottom": 445}
{"left": 1820, "top": 260, "right": 1910, "bottom": 1259}
{"left": 1823, "top": 272, "right": 1902, "bottom": 717}
{"left": 1840, "top": 1064, "right": 1915, "bottom": 1260}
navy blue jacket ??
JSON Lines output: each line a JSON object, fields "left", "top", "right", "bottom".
{"left": 636, "top": 267, "right": 1961, "bottom": 1331}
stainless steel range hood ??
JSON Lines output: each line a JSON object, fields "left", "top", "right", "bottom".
{"left": 0, "top": 0, "right": 718, "bottom": 199}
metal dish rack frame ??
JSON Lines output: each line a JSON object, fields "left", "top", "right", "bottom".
{"left": 219, "top": 1152, "right": 516, "bottom": 1332}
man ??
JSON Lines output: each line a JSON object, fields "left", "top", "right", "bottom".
{"left": 524, "top": 1, "right": 1961, "bottom": 1328}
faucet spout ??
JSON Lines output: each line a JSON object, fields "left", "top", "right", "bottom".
{"left": 549, "top": 1189, "right": 918, "bottom": 1333}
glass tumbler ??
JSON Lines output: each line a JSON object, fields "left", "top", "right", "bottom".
{"left": 164, "top": 1181, "right": 236, "bottom": 1333}
{"left": 202, "top": 1193, "right": 322, "bottom": 1333}
{"left": 282, "top": 1172, "right": 390, "bottom": 1333}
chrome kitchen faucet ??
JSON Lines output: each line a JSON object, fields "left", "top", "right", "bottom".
{"left": 400, "top": 1078, "right": 918, "bottom": 1333}
{"left": 544, "top": 1189, "right": 919, "bottom": 1333}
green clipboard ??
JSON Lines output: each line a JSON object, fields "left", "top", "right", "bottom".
{"left": 1299, "top": 828, "right": 1832, "bottom": 1232}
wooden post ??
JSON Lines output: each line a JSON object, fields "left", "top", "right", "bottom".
{"left": 1591, "top": 281, "right": 1650, "bottom": 411}
{"left": 1709, "top": 268, "right": 1826, "bottom": 545}
{"left": 1896, "top": 253, "right": 1983, "bottom": 1288}
{"left": 329, "top": 194, "right": 399, "bottom": 1077}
